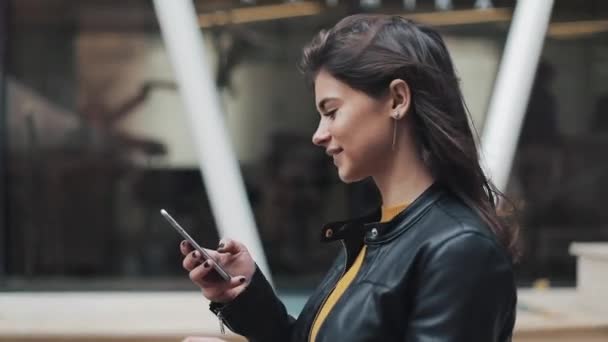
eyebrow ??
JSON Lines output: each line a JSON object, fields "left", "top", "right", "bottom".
{"left": 317, "top": 97, "right": 339, "bottom": 112}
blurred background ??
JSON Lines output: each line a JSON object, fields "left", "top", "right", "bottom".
{"left": 1, "top": 0, "right": 608, "bottom": 340}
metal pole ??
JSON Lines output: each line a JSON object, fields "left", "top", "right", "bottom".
{"left": 152, "top": 0, "right": 272, "bottom": 284}
{"left": 481, "top": 0, "right": 554, "bottom": 191}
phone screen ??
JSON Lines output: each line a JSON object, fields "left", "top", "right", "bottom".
{"left": 160, "top": 209, "right": 231, "bottom": 281}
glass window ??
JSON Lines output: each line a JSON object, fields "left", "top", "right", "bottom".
{"left": 508, "top": 1, "right": 608, "bottom": 286}
{"left": 2, "top": 0, "right": 521, "bottom": 290}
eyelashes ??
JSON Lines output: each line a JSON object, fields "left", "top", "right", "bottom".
{"left": 324, "top": 109, "right": 337, "bottom": 118}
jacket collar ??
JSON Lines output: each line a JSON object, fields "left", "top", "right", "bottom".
{"left": 320, "top": 182, "right": 445, "bottom": 244}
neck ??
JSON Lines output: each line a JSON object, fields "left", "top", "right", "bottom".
{"left": 372, "top": 142, "right": 434, "bottom": 208}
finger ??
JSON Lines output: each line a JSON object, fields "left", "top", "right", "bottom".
{"left": 222, "top": 276, "right": 249, "bottom": 300}
{"left": 217, "top": 238, "right": 241, "bottom": 255}
{"left": 180, "top": 240, "right": 193, "bottom": 256}
{"left": 202, "top": 275, "right": 249, "bottom": 302}
{"left": 203, "top": 248, "right": 219, "bottom": 259}
{"left": 189, "top": 259, "right": 217, "bottom": 286}
{"left": 196, "top": 258, "right": 231, "bottom": 286}
{"left": 182, "top": 250, "right": 202, "bottom": 271}
{"left": 196, "top": 248, "right": 228, "bottom": 270}
{"left": 198, "top": 259, "right": 238, "bottom": 288}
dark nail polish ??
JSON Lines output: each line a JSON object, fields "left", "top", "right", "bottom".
{"left": 181, "top": 241, "right": 186, "bottom": 247}
{"left": 193, "top": 251, "right": 200, "bottom": 259}
{"left": 218, "top": 242, "right": 225, "bottom": 249}
{"left": 239, "top": 277, "right": 246, "bottom": 283}
{"left": 203, "top": 261, "right": 210, "bottom": 268}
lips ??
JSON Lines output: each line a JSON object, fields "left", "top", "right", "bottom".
{"left": 326, "top": 147, "right": 343, "bottom": 157}
{"left": 326, "top": 148, "right": 343, "bottom": 166}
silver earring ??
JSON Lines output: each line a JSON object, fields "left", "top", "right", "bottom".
{"left": 391, "top": 111, "right": 399, "bottom": 151}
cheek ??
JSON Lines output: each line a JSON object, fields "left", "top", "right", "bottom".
{"left": 339, "top": 118, "right": 392, "bottom": 172}
{"left": 353, "top": 133, "right": 391, "bottom": 165}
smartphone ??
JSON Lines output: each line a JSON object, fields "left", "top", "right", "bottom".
{"left": 160, "top": 209, "right": 231, "bottom": 281}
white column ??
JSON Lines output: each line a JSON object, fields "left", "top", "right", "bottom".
{"left": 481, "top": 0, "right": 554, "bottom": 191}
{"left": 152, "top": 0, "right": 272, "bottom": 284}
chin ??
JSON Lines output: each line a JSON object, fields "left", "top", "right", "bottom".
{"left": 337, "top": 168, "right": 366, "bottom": 184}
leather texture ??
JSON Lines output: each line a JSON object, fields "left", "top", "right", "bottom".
{"left": 211, "top": 183, "right": 517, "bottom": 342}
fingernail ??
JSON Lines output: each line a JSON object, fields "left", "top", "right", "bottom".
{"left": 239, "top": 277, "right": 246, "bottom": 283}
{"left": 218, "top": 242, "right": 225, "bottom": 249}
{"left": 203, "top": 261, "right": 210, "bottom": 268}
{"left": 193, "top": 251, "right": 200, "bottom": 259}
{"left": 181, "top": 241, "right": 186, "bottom": 247}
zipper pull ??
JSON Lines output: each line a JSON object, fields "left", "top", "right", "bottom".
{"left": 217, "top": 311, "right": 226, "bottom": 335}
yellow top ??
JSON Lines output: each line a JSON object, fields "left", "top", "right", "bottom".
{"left": 309, "top": 203, "right": 408, "bottom": 341}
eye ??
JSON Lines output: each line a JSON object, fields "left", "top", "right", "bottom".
{"left": 324, "top": 109, "right": 337, "bottom": 119}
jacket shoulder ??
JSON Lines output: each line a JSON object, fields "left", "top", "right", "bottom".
{"left": 414, "top": 194, "right": 512, "bottom": 263}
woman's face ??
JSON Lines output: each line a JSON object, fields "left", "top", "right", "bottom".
{"left": 312, "top": 69, "right": 394, "bottom": 183}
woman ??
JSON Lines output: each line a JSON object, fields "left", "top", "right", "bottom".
{"left": 181, "top": 14, "right": 518, "bottom": 342}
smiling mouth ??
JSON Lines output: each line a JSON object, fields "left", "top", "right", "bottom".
{"left": 331, "top": 149, "right": 343, "bottom": 165}
{"left": 327, "top": 147, "right": 343, "bottom": 157}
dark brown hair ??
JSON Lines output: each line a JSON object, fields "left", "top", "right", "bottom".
{"left": 300, "top": 14, "right": 520, "bottom": 260}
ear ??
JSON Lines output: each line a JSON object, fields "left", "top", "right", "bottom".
{"left": 388, "top": 79, "right": 411, "bottom": 119}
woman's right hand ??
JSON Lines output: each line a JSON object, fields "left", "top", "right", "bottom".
{"left": 180, "top": 238, "right": 256, "bottom": 303}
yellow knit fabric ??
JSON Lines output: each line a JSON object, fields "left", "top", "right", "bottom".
{"left": 309, "top": 203, "right": 408, "bottom": 341}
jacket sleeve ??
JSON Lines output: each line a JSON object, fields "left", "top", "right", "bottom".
{"left": 404, "top": 231, "right": 517, "bottom": 342}
{"left": 209, "top": 265, "right": 295, "bottom": 341}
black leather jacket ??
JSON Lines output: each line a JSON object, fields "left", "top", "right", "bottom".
{"left": 210, "top": 183, "right": 517, "bottom": 341}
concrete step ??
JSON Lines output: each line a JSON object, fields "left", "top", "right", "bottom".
{"left": 570, "top": 242, "right": 608, "bottom": 314}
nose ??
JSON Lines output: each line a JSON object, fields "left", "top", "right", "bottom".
{"left": 312, "top": 121, "right": 330, "bottom": 147}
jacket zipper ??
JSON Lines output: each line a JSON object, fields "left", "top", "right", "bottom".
{"left": 217, "top": 311, "right": 226, "bottom": 334}
{"left": 216, "top": 309, "right": 237, "bottom": 335}
{"left": 307, "top": 240, "right": 349, "bottom": 342}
